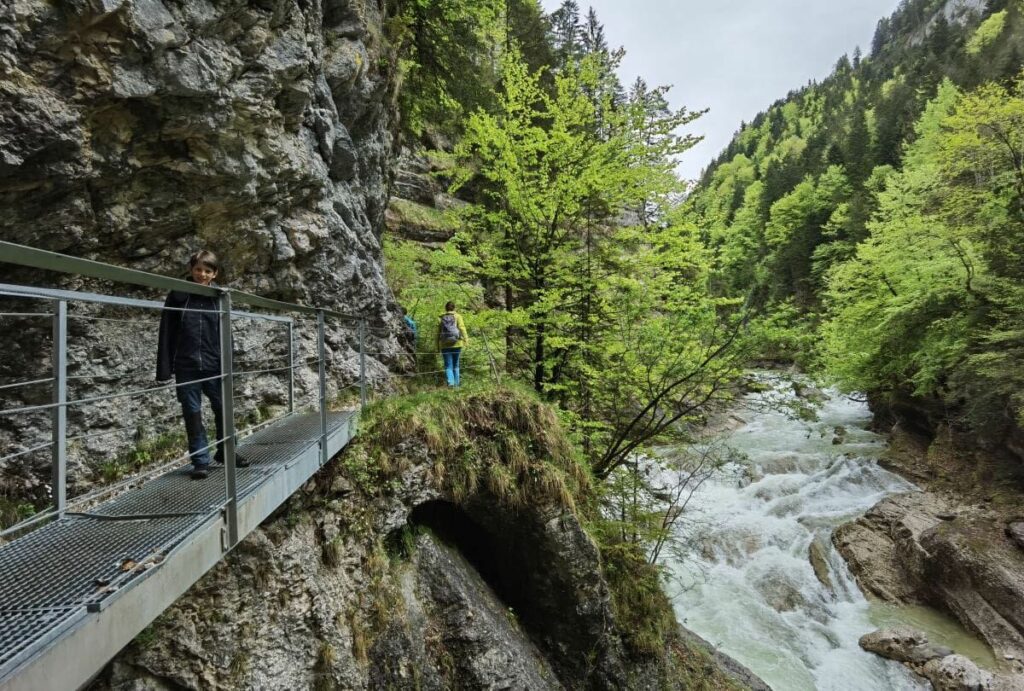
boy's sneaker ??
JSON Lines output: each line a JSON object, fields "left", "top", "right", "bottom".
{"left": 191, "top": 466, "right": 209, "bottom": 480}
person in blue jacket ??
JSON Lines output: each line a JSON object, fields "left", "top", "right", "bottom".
{"left": 156, "top": 250, "right": 249, "bottom": 479}
{"left": 401, "top": 306, "right": 417, "bottom": 340}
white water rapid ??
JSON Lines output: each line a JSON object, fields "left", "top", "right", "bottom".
{"left": 667, "top": 373, "right": 928, "bottom": 690}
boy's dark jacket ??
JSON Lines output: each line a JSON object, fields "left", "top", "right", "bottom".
{"left": 156, "top": 285, "right": 221, "bottom": 380}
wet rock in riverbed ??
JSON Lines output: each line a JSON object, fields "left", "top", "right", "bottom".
{"left": 836, "top": 492, "right": 1024, "bottom": 666}
{"left": 831, "top": 425, "right": 847, "bottom": 445}
{"left": 832, "top": 492, "right": 942, "bottom": 602}
{"left": 860, "top": 627, "right": 1024, "bottom": 690}
{"left": 859, "top": 626, "right": 948, "bottom": 664}
{"left": 808, "top": 535, "right": 834, "bottom": 593}
{"left": 751, "top": 565, "right": 808, "bottom": 612}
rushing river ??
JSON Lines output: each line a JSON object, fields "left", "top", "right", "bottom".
{"left": 666, "top": 373, "right": 931, "bottom": 690}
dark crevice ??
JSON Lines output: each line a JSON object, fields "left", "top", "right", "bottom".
{"left": 407, "top": 500, "right": 534, "bottom": 628}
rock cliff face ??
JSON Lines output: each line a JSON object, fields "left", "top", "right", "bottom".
{"left": 0, "top": 0, "right": 399, "bottom": 304}
{"left": 0, "top": 0, "right": 407, "bottom": 510}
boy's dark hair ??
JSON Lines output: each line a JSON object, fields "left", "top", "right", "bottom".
{"left": 189, "top": 250, "right": 219, "bottom": 272}
{"left": 445, "top": 301, "right": 455, "bottom": 311}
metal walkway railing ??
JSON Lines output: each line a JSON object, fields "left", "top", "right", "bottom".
{"left": 0, "top": 241, "right": 384, "bottom": 690}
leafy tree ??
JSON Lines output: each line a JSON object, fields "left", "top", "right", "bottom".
{"left": 393, "top": 0, "right": 504, "bottom": 140}
{"left": 822, "top": 75, "right": 1024, "bottom": 430}
{"left": 450, "top": 50, "right": 738, "bottom": 477}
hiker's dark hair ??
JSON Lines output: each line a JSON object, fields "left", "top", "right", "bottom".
{"left": 189, "top": 250, "right": 220, "bottom": 272}
{"left": 445, "top": 301, "right": 455, "bottom": 311}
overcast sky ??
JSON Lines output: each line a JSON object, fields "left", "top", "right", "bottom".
{"left": 538, "top": 0, "right": 901, "bottom": 180}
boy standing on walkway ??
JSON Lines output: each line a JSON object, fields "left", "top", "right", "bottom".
{"left": 437, "top": 301, "right": 468, "bottom": 387}
{"left": 156, "top": 250, "right": 249, "bottom": 479}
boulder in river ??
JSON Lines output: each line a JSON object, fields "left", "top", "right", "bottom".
{"left": 859, "top": 627, "right": 1024, "bottom": 690}
{"left": 808, "top": 535, "right": 834, "bottom": 594}
{"left": 859, "top": 626, "right": 948, "bottom": 664}
{"left": 836, "top": 492, "right": 1024, "bottom": 666}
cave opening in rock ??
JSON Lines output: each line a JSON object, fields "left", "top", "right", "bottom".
{"left": 407, "top": 500, "right": 533, "bottom": 624}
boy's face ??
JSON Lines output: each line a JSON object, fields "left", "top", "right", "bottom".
{"left": 191, "top": 262, "right": 217, "bottom": 286}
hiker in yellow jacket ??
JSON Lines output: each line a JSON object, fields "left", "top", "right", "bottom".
{"left": 437, "top": 301, "right": 469, "bottom": 387}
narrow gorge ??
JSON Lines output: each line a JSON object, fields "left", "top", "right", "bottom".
{"left": 3, "top": 0, "right": 1024, "bottom": 689}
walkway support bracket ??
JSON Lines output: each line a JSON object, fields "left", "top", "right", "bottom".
{"left": 219, "top": 290, "right": 239, "bottom": 549}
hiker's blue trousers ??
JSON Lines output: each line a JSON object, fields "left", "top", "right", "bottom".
{"left": 442, "top": 348, "right": 461, "bottom": 387}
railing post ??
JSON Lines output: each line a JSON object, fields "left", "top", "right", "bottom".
{"left": 219, "top": 290, "right": 239, "bottom": 549}
{"left": 359, "top": 319, "right": 367, "bottom": 410}
{"left": 317, "top": 309, "right": 328, "bottom": 467}
{"left": 287, "top": 319, "right": 295, "bottom": 414}
{"left": 51, "top": 300, "right": 67, "bottom": 514}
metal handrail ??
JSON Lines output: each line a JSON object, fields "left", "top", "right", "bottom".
{"left": 0, "top": 282, "right": 292, "bottom": 324}
{"left": 0, "top": 241, "right": 380, "bottom": 547}
{"left": 0, "top": 239, "right": 499, "bottom": 547}
{"left": 0, "top": 240, "right": 382, "bottom": 324}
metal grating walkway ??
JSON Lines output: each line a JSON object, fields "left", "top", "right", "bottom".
{"left": 0, "top": 409, "right": 356, "bottom": 689}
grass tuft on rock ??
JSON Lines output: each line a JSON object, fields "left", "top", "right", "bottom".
{"left": 343, "top": 383, "right": 588, "bottom": 510}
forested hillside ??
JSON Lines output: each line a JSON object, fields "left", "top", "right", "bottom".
{"left": 690, "top": 0, "right": 1024, "bottom": 442}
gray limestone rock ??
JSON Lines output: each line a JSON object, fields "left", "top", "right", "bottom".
{"left": 860, "top": 627, "right": 1024, "bottom": 691}
{"left": 0, "top": 0, "right": 409, "bottom": 506}
{"left": 1007, "top": 522, "right": 1024, "bottom": 551}
{"left": 838, "top": 492, "right": 1024, "bottom": 670}
{"left": 809, "top": 533, "right": 834, "bottom": 593}
{"left": 921, "top": 654, "right": 995, "bottom": 691}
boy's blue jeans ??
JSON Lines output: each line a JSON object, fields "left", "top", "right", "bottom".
{"left": 175, "top": 369, "right": 223, "bottom": 468}
{"left": 442, "top": 348, "right": 461, "bottom": 387}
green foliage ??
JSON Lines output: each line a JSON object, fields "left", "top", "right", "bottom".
{"left": 822, "top": 73, "right": 1024, "bottom": 430}
{"left": 383, "top": 233, "right": 499, "bottom": 380}
{"left": 445, "top": 50, "right": 739, "bottom": 477}
{"left": 967, "top": 10, "right": 1009, "bottom": 54}
{"left": 391, "top": 0, "right": 554, "bottom": 141}
{"left": 685, "top": 0, "right": 1024, "bottom": 444}
{"left": 744, "top": 299, "right": 818, "bottom": 364}
{"left": 599, "top": 540, "right": 676, "bottom": 655}
{"left": 692, "top": 0, "right": 1024, "bottom": 319}
{"left": 390, "top": 0, "right": 502, "bottom": 140}
{"left": 0, "top": 498, "right": 36, "bottom": 530}
{"left": 97, "top": 429, "right": 186, "bottom": 483}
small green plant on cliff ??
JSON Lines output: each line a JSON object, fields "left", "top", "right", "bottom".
{"left": 389, "top": 199, "right": 459, "bottom": 235}
{"left": 321, "top": 535, "right": 344, "bottom": 569}
{"left": 599, "top": 540, "right": 676, "bottom": 656}
{"left": 95, "top": 429, "right": 186, "bottom": 483}
{"left": 313, "top": 641, "right": 337, "bottom": 691}
{"left": 0, "top": 497, "right": 36, "bottom": 530}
